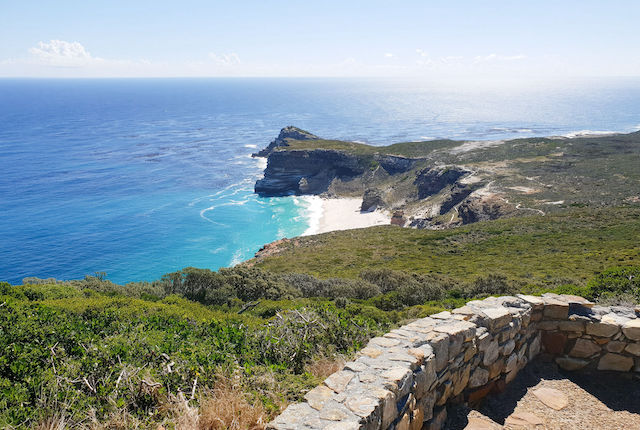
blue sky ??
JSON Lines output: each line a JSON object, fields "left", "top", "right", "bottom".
{"left": 1, "top": 1, "right": 639, "bottom": 78}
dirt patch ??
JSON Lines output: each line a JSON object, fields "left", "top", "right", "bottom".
{"left": 447, "top": 359, "right": 640, "bottom": 429}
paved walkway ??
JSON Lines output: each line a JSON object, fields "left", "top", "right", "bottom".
{"left": 448, "top": 359, "right": 640, "bottom": 429}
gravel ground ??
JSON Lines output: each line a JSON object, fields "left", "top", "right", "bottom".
{"left": 447, "top": 359, "right": 640, "bottom": 429}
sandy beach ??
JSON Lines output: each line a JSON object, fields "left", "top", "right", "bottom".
{"left": 302, "top": 196, "right": 391, "bottom": 236}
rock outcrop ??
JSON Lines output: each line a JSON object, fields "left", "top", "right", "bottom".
{"left": 361, "top": 189, "right": 385, "bottom": 212}
{"left": 255, "top": 149, "right": 367, "bottom": 197}
{"left": 414, "top": 166, "right": 469, "bottom": 199}
{"left": 439, "top": 184, "right": 475, "bottom": 215}
{"left": 252, "top": 126, "right": 318, "bottom": 158}
{"left": 458, "top": 194, "right": 517, "bottom": 224}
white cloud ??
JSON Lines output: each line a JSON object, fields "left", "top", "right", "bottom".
{"left": 415, "top": 49, "right": 433, "bottom": 66}
{"left": 28, "top": 40, "right": 99, "bottom": 67}
{"left": 384, "top": 53, "right": 394, "bottom": 58}
{"left": 208, "top": 52, "right": 241, "bottom": 66}
{"left": 474, "top": 53, "right": 526, "bottom": 63}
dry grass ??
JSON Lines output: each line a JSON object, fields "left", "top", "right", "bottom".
{"left": 305, "top": 355, "right": 345, "bottom": 381}
{"left": 197, "top": 380, "right": 267, "bottom": 430}
{"left": 35, "top": 415, "right": 68, "bottom": 430}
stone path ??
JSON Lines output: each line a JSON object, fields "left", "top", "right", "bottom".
{"left": 447, "top": 360, "right": 640, "bottom": 429}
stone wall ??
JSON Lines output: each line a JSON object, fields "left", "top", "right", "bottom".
{"left": 267, "top": 294, "right": 640, "bottom": 430}
{"left": 539, "top": 295, "right": 640, "bottom": 372}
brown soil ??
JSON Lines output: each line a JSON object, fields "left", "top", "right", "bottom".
{"left": 447, "top": 359, "right": 640, "bottom": 429}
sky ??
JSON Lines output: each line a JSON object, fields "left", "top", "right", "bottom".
{"left": 1, "top": 1, "right": 639, "bottom": 79}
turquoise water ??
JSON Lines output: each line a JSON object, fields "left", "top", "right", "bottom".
{"left": 1, "top": 78, "right": 640, "bottom": 284}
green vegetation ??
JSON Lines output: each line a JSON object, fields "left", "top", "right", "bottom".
{"left": 254, "top": 207, "right": 640, "bottom": 287}
{"left": 279, "top": 137, "right": 461, "bottom": 159}
{"left": 3, "top": 203, "right": 639, "bottom": 428}
{"left": 0, "top": 278, "right": 388, "bottom": 429}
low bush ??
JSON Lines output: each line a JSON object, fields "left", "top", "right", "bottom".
{"left": 586, "top": 266, "right": 640, "bottom": 302}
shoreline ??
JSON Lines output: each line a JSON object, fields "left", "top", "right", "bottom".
{"left": 300, "top": 196, "right": 391, "bottom": 236}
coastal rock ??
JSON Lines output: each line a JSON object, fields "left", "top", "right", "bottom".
{"left": 414, "top": 166, "right": 470, "bottom": 199}
{"left": 376, "top": 155, "right": 419, "bottom": 175}
{"left": 255, "top": 149, "right": 366, "bottom": 196}
{"left": 439, "top": 183, "right": 475, "bottom": 215}
{"left": 253, "top": 126, "right": 318, "bottom": 157}
{"left": 458, "top": 193, "right": 517, "bottom": 224}
{"left": 361, "top": 189, "right": 385, "bottom": 212}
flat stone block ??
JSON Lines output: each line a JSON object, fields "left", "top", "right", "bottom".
{"left": 433, "top": 320, "right": 476, "bottom": 341}
{"left": 622, "top": 319, "right": 640, "bottom": 341}
{"left": 586, "top": 321, "right": 619, "bottom": 338}
{"left": 304, "top": 385, "right": 335, "bottom": 410}
{"left": 482, "top": 307, "right": 512, "bottom": 330}
{"left": 597, "top": 353, "right": 634, "bottom": 371}
{"left": 325, "top": 370, "right": 355, "bottom": 393}
{"left": 625, "top": 342, "right": 640, "bottom": 356}
{"left": 555, "top": 356, "right": 589, "bottom": 371}
{"left": 605, "top": 340, "right": 627, "bottom": 353}
{"left": 558, "top": 320, "right": 585, "bottom": 332}
{"left": 532, "top": 387, "right": 568, "bottom": 410}
{"left": 569, "top": 338, "right": 602, "bottom": 358}
{"left": 543, "top": 301, "right": 569, "bottom": 320}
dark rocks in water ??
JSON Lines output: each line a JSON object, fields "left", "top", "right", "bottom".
{"left": 414, "top": 166, "right": 469, "bottom": 199}
{"left": 252, "top": 126, "right": 318, "bottom": 157}
{"left": 361, "top": 189, "right": 385, "bottom": 212}
{"left": 458, "top": 194, "right": 517, "bottom": 224}
{"left": 439, "top": 184, "right": 475, "bottom": 215}
{"left": 255, "top": 149, "right": 366, "bottom": 197}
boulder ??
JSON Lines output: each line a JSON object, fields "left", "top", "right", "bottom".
{"left": 361, "top": 189, "right": 385, "bottom": 212}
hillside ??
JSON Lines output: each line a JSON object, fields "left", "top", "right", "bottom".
{"left": 254, "top": 128, "right": 640, "bottom": 229}
{"left": 251, "top": 206, "right": 640, "bottom": 286}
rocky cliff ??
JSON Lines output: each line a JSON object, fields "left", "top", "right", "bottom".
{"left": 255, "top": 149, "right": 368, "bottom": 196}
{"left": 253, "top": 127, "right": 640, "bottom": 229}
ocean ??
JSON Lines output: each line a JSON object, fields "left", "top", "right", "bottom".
{"left": 1, "top": 77, "right": 640, "bottom": 285}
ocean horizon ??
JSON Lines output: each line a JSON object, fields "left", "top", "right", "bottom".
{"left": 1, "top": 77, "right": 640, "bottom": 285}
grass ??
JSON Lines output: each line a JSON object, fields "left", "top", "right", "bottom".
{"left": 254, "top": 207, "right": 640, "bottom": 286}
{"left": 279, "top": 138, "right": 459, "bottom": 158}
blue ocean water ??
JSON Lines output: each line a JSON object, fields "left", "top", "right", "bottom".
{"left": 1, "top": 77, "right": 640, "bottom": 285}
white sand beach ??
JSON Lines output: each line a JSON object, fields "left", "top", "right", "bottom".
{"left": 301, "top": 196, "right": 390, "bottom": 236}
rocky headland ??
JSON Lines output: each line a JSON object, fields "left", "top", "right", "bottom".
{"left": 253, "top": 127, "right": 640, "bottom": 230}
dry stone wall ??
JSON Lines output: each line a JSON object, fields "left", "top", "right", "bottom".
{"left": 267, "top": 294, "right": 640, "bottom": 430}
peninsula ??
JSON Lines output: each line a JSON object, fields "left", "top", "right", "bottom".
{"left": 253, "top": 126, "right": 640, "bottom": 230}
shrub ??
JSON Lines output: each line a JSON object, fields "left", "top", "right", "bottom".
{"left": 254, "top": 307, "right": 381, "bottom": 372}
{"left": 359, "top": 269, "right": 446, "bottom": 307}
{"left": 586, "top": 266, "right": 640, "bottom": 302}
{"left": 464, "top": 274, "right": 518, "bottom": 298}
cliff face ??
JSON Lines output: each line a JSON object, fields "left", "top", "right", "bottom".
{"left": 255, "top": 149, "right": 367, "bottom": 196}
{"left": 255, "top": 148, "right": 420, "bottom": 197}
